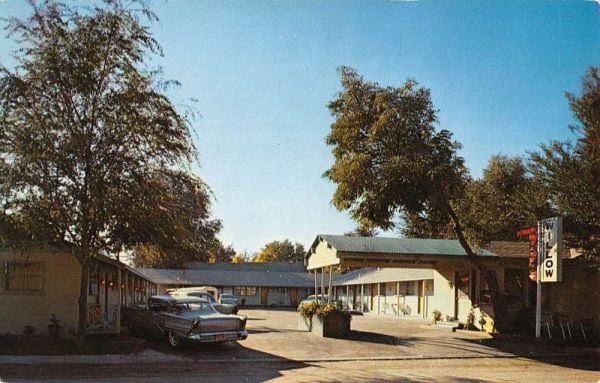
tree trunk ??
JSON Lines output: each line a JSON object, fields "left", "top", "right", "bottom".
{"left": 76, "top": 258, "right": 90, "bottom": 343}
{"left": 446, "top": 204, "right": 509, "bottom": 332}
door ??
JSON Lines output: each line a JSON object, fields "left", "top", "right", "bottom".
{"left": 260, "top": 287, "right": 269, "bottom": 305}
{"left": 289, "top": 288, "right": 298, "bottom": 306}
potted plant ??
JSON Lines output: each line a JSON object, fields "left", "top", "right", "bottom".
{"left": 298, "top": 302, "right": 351, "bottom": 338}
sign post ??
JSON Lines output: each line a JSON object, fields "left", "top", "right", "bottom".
{"left": 535, "top": 217, "right": 563, "bottom": 338}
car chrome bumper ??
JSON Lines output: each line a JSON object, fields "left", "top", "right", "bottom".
{"left": 188, "top": 329, "right": 248, "bottom": 343}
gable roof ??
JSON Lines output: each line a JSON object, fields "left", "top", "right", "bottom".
{"left": 313, "top": 235, "right": 497, "bottom": 257}
{"left": 187, "top": 261, "right": 305, "bottom": 272}
{"left": 137, "top": 268, "right": 315, "bottom": 288}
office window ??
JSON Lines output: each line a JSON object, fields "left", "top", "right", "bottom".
{"left": 235, "top": 286, "right": 257, "bottom": 296}
{"left": 4, "top": 262, "right": 44, "bottom": 291}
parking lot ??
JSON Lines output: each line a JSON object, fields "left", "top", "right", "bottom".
{"left": 0, "top": 308, "right": 598, "bottom": 382}
{"left": 142, "top": 308, "right": 592, "bottom": 362}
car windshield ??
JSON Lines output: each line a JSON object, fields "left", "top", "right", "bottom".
{"left": 221, "top": 294, "right": 235, "bottom": 299}
{"left": 187, "top": 292, "right": 216, "bottom": 302}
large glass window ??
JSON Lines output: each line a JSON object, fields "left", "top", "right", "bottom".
{"left": 4, "top": 262, "right": 44, "bottom": 291}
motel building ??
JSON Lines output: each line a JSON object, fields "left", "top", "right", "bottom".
{"left": 306, "top": 235, "right": 597, "bottom": 332}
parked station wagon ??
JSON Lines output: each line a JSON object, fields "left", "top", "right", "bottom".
{"left": 122, "top": 295, "right": 248, "bottom": 347}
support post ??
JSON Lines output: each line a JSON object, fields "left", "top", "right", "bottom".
{"left": 346, "top": 285, "right": 350, "bottom": 309}
{"left": 314, "top": 270, "right": 318, "bottom": 297}
{"left": 396, "top": 281, "right": 400, "bottom": 316}
{"left": 115, "top": 267, "right": 122, "bottom": 334}
{"left": 377, "top": 283, "right": 381, "bottom": 314}
{"left": 328, "top": 266, "right": 333, "bottom": 303}
{"left": 321, "top": 267, "right": 325, "bottom": 303}
{"left": 535, "top": 221, "right": 542, "bottom": 338}
{"left": 361, "top": 284, "right": 364, "bottom": 312}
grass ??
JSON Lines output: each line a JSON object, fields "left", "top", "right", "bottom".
{"left": 0, "top": 334, "right": 142, "bottom": 355}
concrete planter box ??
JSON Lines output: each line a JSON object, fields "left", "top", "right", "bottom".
{"left": 298, "top": 313, "right": 350, "bottom": 338}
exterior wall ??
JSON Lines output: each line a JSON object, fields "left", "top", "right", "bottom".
{"left": 432, "top": 267, "right": 456, "bottom": 321}
{"left": 267, "top": 288, "right": 287, "bottom": 305}
{"left": 0, "top": 249, "right": 81, "bottom": 337}
{"left": 308, "top": 240, "right": 340, "bottom": 270}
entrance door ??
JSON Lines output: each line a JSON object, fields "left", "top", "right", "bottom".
{"left": 260, "top": 287, "right": 269, "bottom": 305}
{"left": 289, "top": 288, "right": 298, "bottom": 306}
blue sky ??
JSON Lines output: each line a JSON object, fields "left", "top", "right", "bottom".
{"left": 1, "top": 1, "right": 599, "bottom": 254}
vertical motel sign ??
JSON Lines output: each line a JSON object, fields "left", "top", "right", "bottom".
{"left": 539, "top": 217, "right": 563, "bottom": 283}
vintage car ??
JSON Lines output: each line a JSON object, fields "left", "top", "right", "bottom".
{"left": 122, "top": 295, "right": 248, "bottom": 347}
{"left": 167, "top": 287, "right": 239, "bottom": 314}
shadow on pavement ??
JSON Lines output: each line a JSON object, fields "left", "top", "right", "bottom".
{"left": 461, "top": 336, "right": 600, "bottom": 371}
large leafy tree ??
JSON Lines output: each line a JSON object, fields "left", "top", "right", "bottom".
{"left": 253, "top": 240, "right": 305, "bottom": 263}
{"left": 324, "top": 67, "right": 515, "bottom": 330}
{"left": 530, "top": 66, "right": 600, "bottom": 266}
{"left": 0, "top": 1, "right": 220, "bottom": 338}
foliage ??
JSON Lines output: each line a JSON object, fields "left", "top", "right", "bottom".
{"left": 231, "top": 254, "right": 246, "bottom": 264}
{"left": 0, "top": 0, "right": 220, "bottom": 337}
{"left": 530, "top": 66, "right": 600, "bottom": 266}
{"left": 22, "top": 326, "right": 35, "bottom": 336}
{"left": 298, "top": 301, "right": 320, "bottom": 319}
{"left": 323, "top": 67, "right": 510, "bottom": 331}
{"left": 455, "top": 155, "right": 553, "bottom": 246}
{"left": 432, "top": 309, "right": 442, "bottom": 323}
{"left": 344, "top": 225, "right": 379, "bottom": 237}
{"left": 324, "top": 67, "right": 466, "bottom": 230}
{"left": 207, "top": 242, "right": 237, "bottom": 264}
{"left": 298, "top": 302, "right": 351, "bottom": 322}
{"left": 253, "top": 240, "right": 305, "bottom": 263}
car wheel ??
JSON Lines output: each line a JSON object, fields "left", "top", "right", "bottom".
{"left": 167, "top": 331, "right": 181, "bottom": 348}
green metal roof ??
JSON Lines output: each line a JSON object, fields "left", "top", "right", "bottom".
{"left": 318, "top": 235, "right": 497, "bottom": 257}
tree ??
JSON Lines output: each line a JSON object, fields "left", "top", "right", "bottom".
{"left": 206, "top": 242, "right": 237, "bottom": 264}
{"left": 253, "top": 240, "right": 305, "bottom": 263}
{"left": 0, "top": 1, "right": 220, "bottom": 339}
{"left": 344, "top": 225, "right": 379, "bottom": 237}
{"left": 424, "top": 155, "right": 552, "bottom": 244}
{"left": 530, "top": 66, "right": 600, "bottom": 266}
{"left": 324, "top": 67, "right": 511, "bottom": 331}
{"left": 231, "top": 254, "right": 246, "bottom": 264}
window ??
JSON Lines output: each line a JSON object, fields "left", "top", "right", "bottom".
{"left": 479, "top": 279, "right": 491, "bottom": 304}
{"left": 235, "top": 286, "right": 257, "bottom": 296}
{"left": 4, "top": 262, "right": 44, "bottom": 291}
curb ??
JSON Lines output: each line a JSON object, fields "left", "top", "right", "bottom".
{"left": 0, "top": 351, "right": 596, "bottom": 366}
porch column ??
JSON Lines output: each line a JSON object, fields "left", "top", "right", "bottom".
{"left": 115, "top": 267, "right": 122, "bottom": 334}
{"left": 377, "top": 283, "right": 381, "bottom": 314}
{"left": 328, "top": 265, "right": 333, "bottom": 302}
{"left": 346, "top": 285, "right": 350, "bottom": 309}
{"left": 361, "top": 284, "right": 364, "bottom": 313}
{"left": 124, "top": 272, "right": 129, "bottom": 306}
{"left": 396, "top": 281, "right": 400, "bottom": 316}
{"left": 314, "top": 270, "right": 318, "bottom": 297}
{"left": 320, "top": 267, "right": 325, "bottom": 303}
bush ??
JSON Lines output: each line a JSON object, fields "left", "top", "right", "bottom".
{"left": 298, "top": 302, "right": 351, "bottom": 322}
{"left": 433, "top": 309, "right": 442, "bottom": 323}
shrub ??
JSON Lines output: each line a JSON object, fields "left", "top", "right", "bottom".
{"left": 298, "top": 302, "right": 351, "bottom": 322}
{"left": 22, "top": 326, "right": 35, "bottom": 335}
{"left": 433, "top": 309, "right": 442, "bottom": 323}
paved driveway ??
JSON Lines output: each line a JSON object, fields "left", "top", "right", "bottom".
{"left": 142, "top": 308, "right": 540, "bottom": 361}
